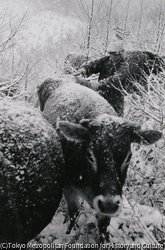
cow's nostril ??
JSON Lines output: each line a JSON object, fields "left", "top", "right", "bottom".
{"left": 97, "top": 197, "right": 120, "bottom": 214}
{"left": 116, "top": 199, "right": 120, "bottom": 205}
{"left": 98, "top": 199, "right": 105, "bottom": 213}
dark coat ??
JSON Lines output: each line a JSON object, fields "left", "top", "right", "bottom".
{"left": 82, "top": 54, "right": 128, "bottom": 81}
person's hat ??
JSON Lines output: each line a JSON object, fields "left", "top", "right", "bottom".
{"left": 107, "top": 41, "right": 124, "bottom": 53}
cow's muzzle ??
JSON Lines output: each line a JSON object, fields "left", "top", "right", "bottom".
{"left": 93, "top": 195, "right": 122, "bottom": 216}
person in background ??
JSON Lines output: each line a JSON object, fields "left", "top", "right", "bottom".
{"left": 75, "top": 40, "right": 129, "bottom": 116}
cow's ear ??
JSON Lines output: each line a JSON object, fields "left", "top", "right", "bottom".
{"left": 80, "top": 118, "right": 100, "bottom": 133}
{"left": 132, "top": 129, "right": 162, "bottom": 145}
{"left": 57, "top": 121, "right": 89, "bottom": 141}
{"left": 80, "top": 119, "right": 91, "bottom": 128}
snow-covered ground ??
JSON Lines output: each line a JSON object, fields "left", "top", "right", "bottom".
{"left": 31, "top": 196, "right": 165, "bottom": 245}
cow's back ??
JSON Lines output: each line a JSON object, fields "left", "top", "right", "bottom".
{"left": 44, "top": 81, "right": 116, "bottom": 124}
{"left": 0, "top": 100, "right": 65, "bottom": 243}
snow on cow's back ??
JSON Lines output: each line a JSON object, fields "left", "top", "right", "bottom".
{"left": 43, "top": 80, "right": 116, "bottom": 124}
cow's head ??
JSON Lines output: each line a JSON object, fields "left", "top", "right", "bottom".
{"left": 57, "top": 114, "right": 162, "bottom": 216}
{"left": 37, "top": 78, "right": 62, "bottom": 111}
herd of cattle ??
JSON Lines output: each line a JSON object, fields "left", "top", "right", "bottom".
{"left": 0, "top": 50, "right": 164, "bottom": 244}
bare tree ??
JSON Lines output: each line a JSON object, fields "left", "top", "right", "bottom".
{"left": 0, "top": 12, "right": 26, "bottom": 54}
{"left": 154, "top": 0, "right": 165, "bottom": 53}
{"left": 86, "top": 0, "right": 94, "bottom": 58}
{"left": 104, "top": 0, "right": 113, "bottom": 53}
{"left": 65, "top": 0, "right": 106, "bottom": 58}
{"left": 137, "top": 0, "right": 143, "bottom": 38}
{"left": 123, "top": 0, "right": 131, "bottom": 39}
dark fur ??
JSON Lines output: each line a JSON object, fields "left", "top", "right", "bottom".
{"left": 37, "top": 78, "right": 162, "bottom": 243}
{"left": 0, "top": 100, "right": 65, "bottom": 243}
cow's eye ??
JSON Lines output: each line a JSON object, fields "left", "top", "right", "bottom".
{"left": 87, "top": 151, "right": 94, "bottom": 163}
{"left": 86, "top": 149, "right": 97, "bottom": 171}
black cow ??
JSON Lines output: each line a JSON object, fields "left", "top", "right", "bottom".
{"left": 37, "top": 78, "right": 162, "bottom": 243}
{"left": 0, "top": 100, "right": 65, "bottom": 243}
